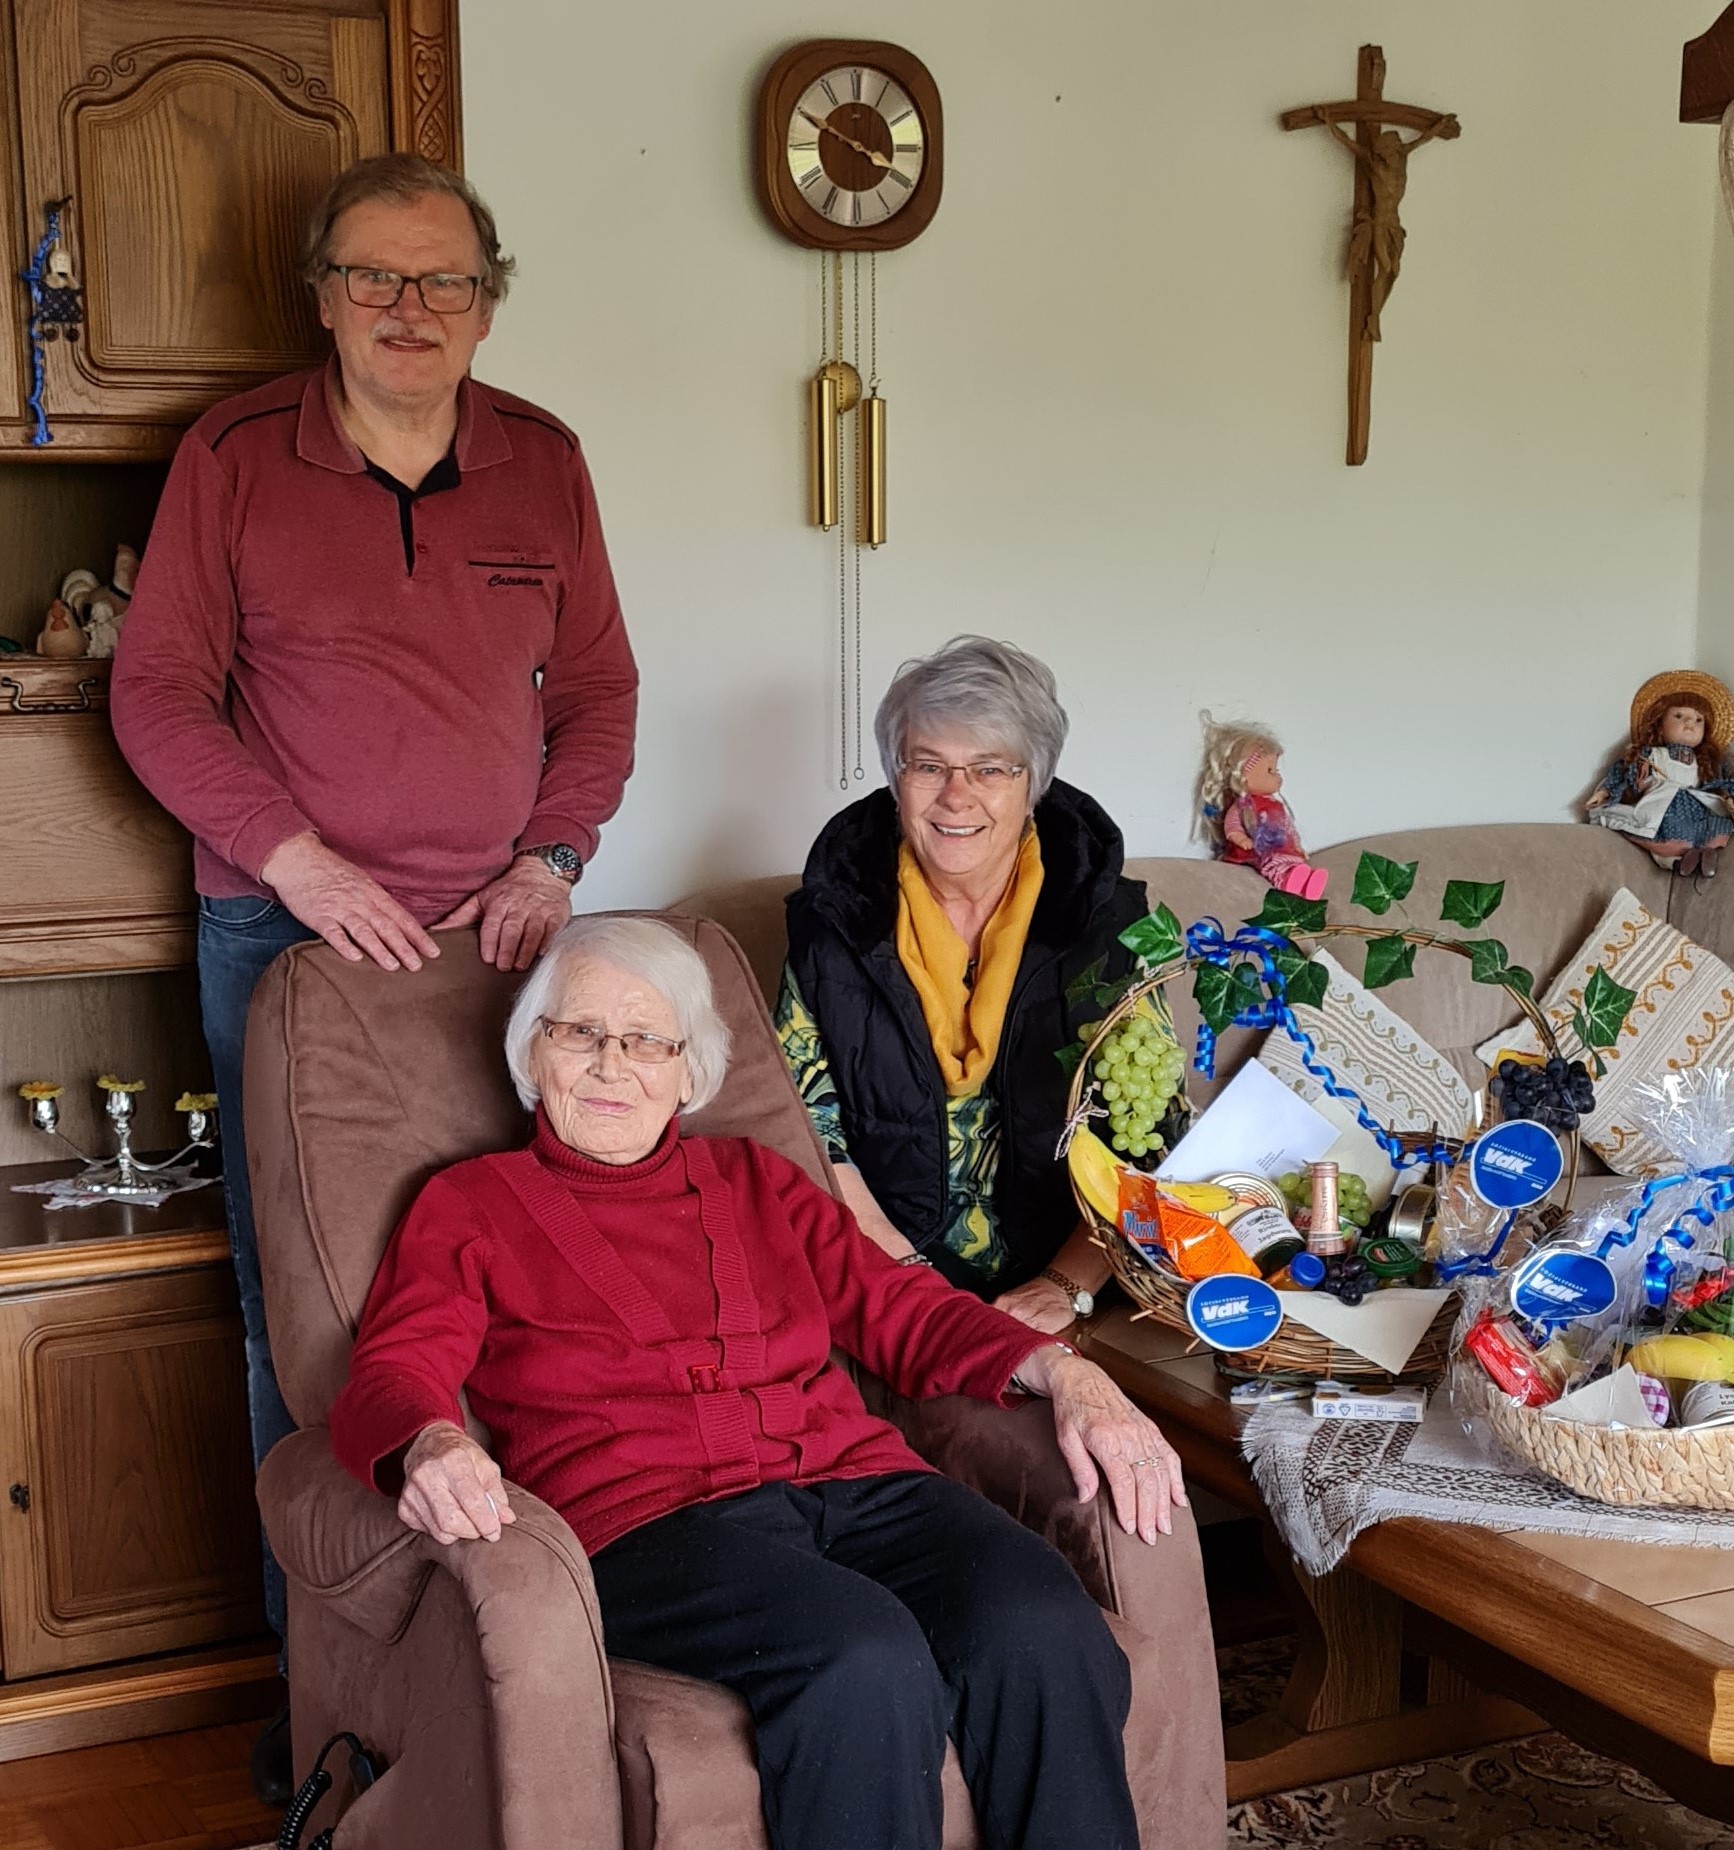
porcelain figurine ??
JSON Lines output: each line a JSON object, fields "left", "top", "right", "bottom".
{"left": 35, "top": 597, "right": 86, "bottom": 659}
{"left": 1586, "top": 669, "right": 1734, "bottom": 877}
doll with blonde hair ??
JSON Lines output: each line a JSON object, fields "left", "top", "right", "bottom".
{"left": 1197, "top": 714, "right": 1328, "bottom": 901}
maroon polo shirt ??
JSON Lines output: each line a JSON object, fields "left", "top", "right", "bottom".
{"left": 111, "top": 362, "right": 638, "bottom": 921}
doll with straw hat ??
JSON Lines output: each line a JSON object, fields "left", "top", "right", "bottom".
{"left": 1587, "top": 669, "right": 1734, "bottom": 877}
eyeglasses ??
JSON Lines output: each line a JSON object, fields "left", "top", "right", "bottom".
{"left": 328, "top": 265, "right": 482, "bottom": 314}
{"left": 898, "top": 759, "right": 1028, "bottom": 791}
{"left": 538, "top": 1018, "right": 687, "bottom": 1064}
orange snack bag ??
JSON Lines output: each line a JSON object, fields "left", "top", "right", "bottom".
{"left": 1118, "top": 1172, "right": 1259, "bottom": 1281}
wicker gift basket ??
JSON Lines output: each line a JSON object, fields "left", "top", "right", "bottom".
{"left": 1067, "top": 924, "right": 1578, "bottom": 1384}
{"left": 1453, "top": 1365, "right": 1734, "bottom": 1510}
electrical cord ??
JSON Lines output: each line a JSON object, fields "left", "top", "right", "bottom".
{"left": 277, "top": 1731, "right": 383, "bottom": 1850}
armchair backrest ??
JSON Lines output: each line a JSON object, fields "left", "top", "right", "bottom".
{"left": 245, "top": 915, "right": 833, "bottom": 1430}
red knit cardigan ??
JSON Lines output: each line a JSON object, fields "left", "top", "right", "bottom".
{"left": 330, "top": 1116, "right": 1050, "bottom": 1556}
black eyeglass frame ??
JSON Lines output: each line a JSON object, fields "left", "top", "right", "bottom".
{"left": 326, "top": 264, "right": 484, "bottom": 314}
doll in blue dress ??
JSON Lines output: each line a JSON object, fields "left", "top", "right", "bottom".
{"left": 1587, "top": 669, "right": 1734, "bottom": 877}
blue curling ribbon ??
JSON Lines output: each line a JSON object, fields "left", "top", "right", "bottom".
{"left": 1596, "top": 1164, "right": 1734, "bottom": 1307}
{"left": 1181, "top": 918, "right": 1457, "bottom": 1177}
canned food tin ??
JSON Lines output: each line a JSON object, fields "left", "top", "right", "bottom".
{"left": 1209, "top": 1173, "right": 1289, "bottom": 1220}
{"left": 1681, "top": 1380, "right": 1734, "bottom": 1429}
{"left": 1387, "top": 1183, "right": 1437, "bottom": 1248}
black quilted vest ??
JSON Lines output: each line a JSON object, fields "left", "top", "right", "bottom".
{"left": 783, "top": 779, "right": 1148, "bottom": 1296}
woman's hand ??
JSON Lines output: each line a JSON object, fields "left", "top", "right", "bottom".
{"left": 1016, "top": 1346, "right": 1186, "bottom": 1544}
{"left": 992, "top": 1275, "right": 1078, "bottom": 1333}
{"left": 399, "top": 1419, "right": 516, "bottom": 1544}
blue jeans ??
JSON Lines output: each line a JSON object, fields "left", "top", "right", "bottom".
{"left": 198, "top": 894, "right": 317, "bottom": 1649}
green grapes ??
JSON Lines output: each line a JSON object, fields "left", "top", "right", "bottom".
{"left": 1095, "top": 1010, "right": 1186, "bottom": 1159}
{"left": 1275, "top": 1169, "right": 1373, "bottom": 1231}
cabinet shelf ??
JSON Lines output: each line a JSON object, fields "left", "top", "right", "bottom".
{"left": 0, "top": 1158, "right": 228, "bottom": 1292}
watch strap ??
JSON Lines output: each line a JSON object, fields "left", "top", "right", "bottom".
{"left": 1041, "top": 1265, "right": 1084, "bottom": 1301}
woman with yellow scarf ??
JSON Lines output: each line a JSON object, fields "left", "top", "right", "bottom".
{"left": 777, "top": 636, "right": 1149, "bottom": 1333}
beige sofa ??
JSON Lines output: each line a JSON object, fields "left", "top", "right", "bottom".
{"left": 678, "top": 820, "right": 1693, "bottom": 1162}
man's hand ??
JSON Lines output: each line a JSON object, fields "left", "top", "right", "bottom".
{"left": 399, "top": 1420, "right": 515, "bottom": 1545}
{"left": 434, "top": 856, "right": 572, "bottom": 972}
{"left": 992, "top": 1275, "right": 1078, "bottom": 1334}
{"left": 1015, "top": 1345, "right": 1186, "bottom": 1544}
{"left": 261, "top": 832, "right": 439, "bottom": 972}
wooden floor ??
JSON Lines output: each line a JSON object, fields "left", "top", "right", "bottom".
{"left": 0, "top": 1722, "right": 277, "bottom": 1850}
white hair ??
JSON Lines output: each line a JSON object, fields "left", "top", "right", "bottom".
{"left": 873, "top": 634, "right": 1069, "bottom": 802}
{"left": 504, "top": 916, "right": 732, "bottom": 1114}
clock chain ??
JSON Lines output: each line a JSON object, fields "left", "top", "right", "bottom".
{"left": 851, "top": 252, "right": 863, "bottom": 782}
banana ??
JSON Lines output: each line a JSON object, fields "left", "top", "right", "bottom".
{"left": 1627, "top": 1333, "right": 1734, "bottom": 1382}
{"left": 1162, "top": 1181, "right": 1238, "bottom": 1215}
{"left": 1067, "top": 1127, "right": 1125, "bottom": 1225}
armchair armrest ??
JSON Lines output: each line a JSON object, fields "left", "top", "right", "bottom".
{"left": 881, "top": 1389, "right": 1205, "bottom": 1636}
{"left": 257, "top": 1429, "right": 623, "bottom": 1850}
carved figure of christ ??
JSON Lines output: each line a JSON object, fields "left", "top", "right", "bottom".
{"left": 1282, "top": 46, "right": 1459, "bottom": 464}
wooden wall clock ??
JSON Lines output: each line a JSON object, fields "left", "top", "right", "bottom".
{"left": 755, "top": 40, "right": 942, "bottom": 786}
{"left": 756, "top": 40, "right": 943, "bottom": 252}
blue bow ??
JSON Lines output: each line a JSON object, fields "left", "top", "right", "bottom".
{"left": 1596, "top": 1165, "right": 1734, "bottom": 1305}
{"left": 1182, "top": 918, "right": 1457, "bottom": 1177}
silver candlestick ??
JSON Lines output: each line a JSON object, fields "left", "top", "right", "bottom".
{"left": 16, "top": 1078, "right": 218, "bottom": 1201}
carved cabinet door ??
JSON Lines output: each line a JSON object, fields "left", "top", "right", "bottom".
{"left": 0, "top": 1268, "right": 263, "bottom": 1679}
{"left": 5, "top": 0, "right": 395, "bottom": 456}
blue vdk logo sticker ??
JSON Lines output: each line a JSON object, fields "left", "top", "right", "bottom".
{"left": 1185, "top": 1275, "right": 1283, "bottom": 1352}
{"left": 1470, "top": 1120, "right": 1564, "bottom": 1211}
{"left": 1510, "top": 1249, "right": 1617, "bottom": 1326}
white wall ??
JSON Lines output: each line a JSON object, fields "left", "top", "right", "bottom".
{"left": 463, "top": 1, "right": 1718, "bottom": 910}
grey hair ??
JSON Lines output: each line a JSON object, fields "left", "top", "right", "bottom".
{"left": 302, "top": 153, "right": 516, "bottom": 301}
{"left": 873, "top": 634, "right": 1069, "bottom": 803}
{"left": 504, "top": 917, "right": 731, "bottom": 1114}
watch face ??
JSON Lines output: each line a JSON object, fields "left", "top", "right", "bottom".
{"left": 785, "top": 65, "right": 925, "bottom": 230}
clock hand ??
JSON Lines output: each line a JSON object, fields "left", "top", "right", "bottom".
{"left": 798, "top": 106, "right": 894, "bottom": 172}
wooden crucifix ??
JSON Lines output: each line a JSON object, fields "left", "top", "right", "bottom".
{"left": 1283, "top": 47, "right": 1460, "bottom": 465}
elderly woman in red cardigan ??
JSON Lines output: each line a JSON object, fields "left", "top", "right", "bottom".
{"left": 330, "top": 916, "right": 1186, "bottom": 1850}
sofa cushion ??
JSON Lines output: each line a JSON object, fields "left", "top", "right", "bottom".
{"left": 1473, "top": 887, "right": 1734, "bottom": 1176}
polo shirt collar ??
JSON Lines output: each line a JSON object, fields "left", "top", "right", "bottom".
{"left": 296, "top": 357, "right": 514, "bottom": 474}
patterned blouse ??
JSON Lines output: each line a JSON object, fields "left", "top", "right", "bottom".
{"left": 774, "top": 964, "right": 1014, "bottom": 1284}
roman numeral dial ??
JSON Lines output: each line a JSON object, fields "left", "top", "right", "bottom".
{"left": 758, "top": 40, "right": 943, "bottom": 253}
{"left": 785, "top": 68, "right": 924, "bottom": 228}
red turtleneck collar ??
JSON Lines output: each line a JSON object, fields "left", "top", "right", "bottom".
{"left": 531, "top": 1105, "right": 685, "bottom": 1189}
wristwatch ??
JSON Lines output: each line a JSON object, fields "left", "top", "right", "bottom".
{"left": 1041, "top": 1266, "right": 1095, "bottom": 1320}
{"left": 516, "top": 843, "right": 583, "bottom": 886}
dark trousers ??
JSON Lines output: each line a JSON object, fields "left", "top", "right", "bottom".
{"left": 591, "top": 1471, "right": 1138, "bottom": 1850}
{"left": 196, "top": 894, "right": 316, "bottom": 1648}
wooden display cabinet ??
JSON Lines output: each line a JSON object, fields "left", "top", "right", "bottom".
{"left": 0, "top": 0, "right": 462, "bottom": 459}
{"left": 0, "top": 1170, "right": 275, "bottom": 1759}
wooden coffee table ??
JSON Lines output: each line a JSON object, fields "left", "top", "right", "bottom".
{"left": 1080, "top": 1305, "right": 1734, "bottom": 1817}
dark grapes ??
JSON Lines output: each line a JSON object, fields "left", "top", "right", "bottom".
{"left": 1490, "top": 1056, "right": 1595, "bottom": 1135}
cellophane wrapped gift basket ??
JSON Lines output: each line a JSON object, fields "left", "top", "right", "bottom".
{"left": 1063, "top": 857, "right": 1624, "bottom": 1389}
{"left": 1453, "top": 1069, "right": 1734, "bottom": 1510}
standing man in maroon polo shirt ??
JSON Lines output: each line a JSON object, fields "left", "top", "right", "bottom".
{"left": 110, "top": 153, "right": 637, "bottom": 1802}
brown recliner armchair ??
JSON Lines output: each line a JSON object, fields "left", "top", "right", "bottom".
{"left": 246, "top": 919, "right": 1226, "bottom": 1848}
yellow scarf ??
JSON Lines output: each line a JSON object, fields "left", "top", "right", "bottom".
{"left": 895, "top": 829, "right": 1045, "bottom": 1098}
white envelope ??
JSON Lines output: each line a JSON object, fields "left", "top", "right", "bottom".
{"left": 1158, "top": 1059, "right": 1337, "bottom": 1185}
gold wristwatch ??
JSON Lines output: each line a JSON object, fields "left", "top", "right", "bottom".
{"left": 1041, "top": 1265, "right": 1094, "bottom": 1319}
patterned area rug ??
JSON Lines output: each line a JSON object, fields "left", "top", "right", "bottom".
{"left": 1222, "top": 1638, "right": 1734, "bottom": 1848}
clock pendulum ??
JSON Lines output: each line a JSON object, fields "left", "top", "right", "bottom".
{"left": 756, "top": 40, "right": 943, "bottom": 786}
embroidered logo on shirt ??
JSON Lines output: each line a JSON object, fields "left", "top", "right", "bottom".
{"left": 469, "top": 547, "right": 554, "bottom": 590}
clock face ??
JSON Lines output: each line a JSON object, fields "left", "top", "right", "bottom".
{"left": 784, "top": 65, "right": 925, "bottom": 231}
